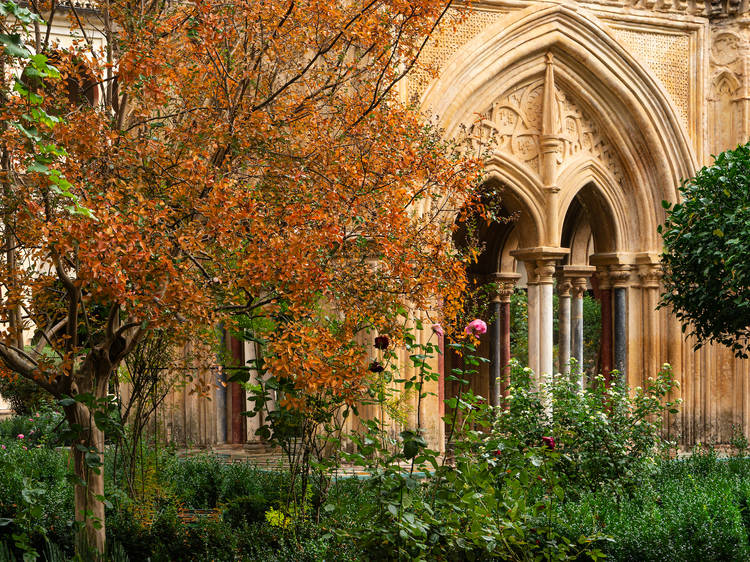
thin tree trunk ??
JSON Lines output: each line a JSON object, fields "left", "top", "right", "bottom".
{"left": 67, "top": 401, "right": 106, "bottom": 556}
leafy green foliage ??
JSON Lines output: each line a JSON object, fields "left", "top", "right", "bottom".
{"left": 335, "top": 341, "right": 607, "bottom": 561}
{"left": 661, "top": 143, "right": 750, "bottom": 357}
{"left": 555, "top": 449, "right": 750, "bottom": 561}
{"left": 496, "top": 362, "right": 679, "bottom": 494}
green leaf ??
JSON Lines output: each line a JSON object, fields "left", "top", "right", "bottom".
{"left": 0, "top": 33, "right": 30, "bottom": 59}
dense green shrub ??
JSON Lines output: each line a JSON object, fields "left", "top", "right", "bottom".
{"left": 0, "top": 441, "right": 74, "bottom": 558}
{"left": 660, "top": 142, "right": 750, "bottom": 357}
{"left": 0, "top": 407, "right": 69, "bottom": 447}
{"left": 555, "top": 451, "right": 750, "bottom": 561}
{"left": 495, "top": 361, "right": 679, "bottom": 494}
{"left": 0, "top": 376, "right": 53, "bottom": 415}
{"left": 162, "top": 453, "right": 287, "bottom": 507}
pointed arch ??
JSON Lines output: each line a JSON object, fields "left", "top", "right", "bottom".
{"left": 421, "top": 3, "right": 697, "bottom": 253}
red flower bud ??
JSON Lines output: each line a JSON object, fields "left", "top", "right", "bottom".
{"left": 374, "top": 335, "right": 390, "bottom": 350}
{"left": 368, "top": 360, "right": 384, "bottom": 373}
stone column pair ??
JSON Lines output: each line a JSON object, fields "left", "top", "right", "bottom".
{"left": 489, "top": 273, "right": 521, "bottom": 407}
{"left": 511, "top": 248, "right": 569, "bottom": 388}
{"left": 557, "top": 266, "right": 595, "bottom": 387}
{"left": 593, "top": 262, "right": 631, "bottom": 385}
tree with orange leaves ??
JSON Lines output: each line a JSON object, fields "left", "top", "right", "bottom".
{"left": 0, "top": 0, "right": 482, "bottom": 553}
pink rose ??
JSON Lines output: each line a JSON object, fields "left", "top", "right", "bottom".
{"left": 17, "top": 434, "right": 24, "bottom": 440}
{"left": 1, "top": 445, "right": 6, "bottom": 450}
{"left": 542, "top": 436, "right": 555, "bottom": 450}
{"left": 22, "top": 446, "right": 26, "bottom": 450}
{"left": 464, "top": 319, "right": 487, "bottom": 336}
{"left": 29, "top": 430, "right": 34, "bottom": 435}
{"left": 431, "top": 324, "right": 444, "bottom": 337}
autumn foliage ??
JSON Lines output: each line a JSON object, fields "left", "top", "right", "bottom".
{"left": 0, "top": 0, "right": 483, "bottom": 551}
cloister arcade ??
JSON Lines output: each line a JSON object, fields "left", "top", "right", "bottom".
{"left": 422, "top": 3, "right": 715, "bottom": 449}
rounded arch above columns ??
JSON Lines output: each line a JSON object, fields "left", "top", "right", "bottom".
{"left": 421, "top": 2, "right": 697, "bottom": 254}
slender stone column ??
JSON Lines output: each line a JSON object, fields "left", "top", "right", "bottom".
{"left": 638, "top": 263, "right": 663, "bottom": 387}
{"left": 596, "top": 268, "right": 613, "bottom": 386}
{"left": 536, "top": 260, "right": 557, "bottom": 384}
{"left": 560, "top": 265, "right": 595, "bottom": 386}
{"left": 490, "top": 295, "right": 502, "bottom": 407}
{"left": 571, "top": 281, "right": 586, "bottom": 386}
{"left": 557, "top": 274, "right": 572, "bottom": 376}
{"left": 491, "top": 273, "right": 520, "bottom": 405}
{"left": 526, "top": 266, "right": 540, "bottom": 378}
{"left": 610, "top": 265, "right": 631, "bottom": 385}
{"left": 511, "top": 248, "right": 569, "bottom": 388}
{"left": 229, "top": 334, "right": 246, "bottom": 444}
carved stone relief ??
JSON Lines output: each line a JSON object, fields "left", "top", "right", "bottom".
{"left": 407, "top": 7, "right": 505, "bottom": 102}
{"left": 709, "top": 29, "right": 745, "bottom": 155}
{"left": 466, "top": 78, "right": 624, "bottom": 186}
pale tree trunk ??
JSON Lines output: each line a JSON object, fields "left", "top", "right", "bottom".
{"left": 69, "top": 402, "right": 106, "bottom": 556}
{"left": 63, "top": 355, "right": 114, "bottom": 557}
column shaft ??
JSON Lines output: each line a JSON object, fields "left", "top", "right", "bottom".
{"left": 614, "top": 287, "right": 627, "bottom": 383}
{"left": 599, "top": 286, "right": 613, "bottom": 386}
{"left": 539, "top": 281, "right": 554, "bottom": 382}
{"left": 500, "top": 299, "right": 512, "bottom": 396}
{"left": 527, "top": 282, "right": 540, "bottom": 377}
{"left": 572, "top": 289, "right": 584, "bottom": 386}
{"left": 558, "top": 288, "right": 571, "bottom": 376}
{"left": 490, "top": 299, "right": 502, "bottom": 407}
{"left": 229, "top": 335, "right": 245, "bottom": 444}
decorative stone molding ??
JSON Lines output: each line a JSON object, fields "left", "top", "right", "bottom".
{"left": 468, "top": 57, "right": 625, "bottom": 187}
{"left": 512, "top": 247, "right": 570, "bottom": 284}
{"left": 638, "top": 264, "right": 664, "bottom": 288}
{"left": 492, "top": 272, "right": 522, "bottom": 303}
{"left": 571, "top": 279, "right": 589, "bottom": 298}
{"left": 557, "top": 277, "right": 573, "bottom": 297}
{"left": 560, "top": 265, "right": 596, "bottom": 297}
{"left": 595, "top": 267, "right": 612, "bottom": 290}
{"left": 608, "top": 264, "right": 633, "bottom": 288}
{"left": 535, "top": 260, "right": 558, "bottom": 284}
{"left": 581, "top": 0, "right": 750, "bottom": 17}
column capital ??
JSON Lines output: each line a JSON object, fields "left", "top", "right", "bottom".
{"left": 511, "top": 247, "right": 569, "bottom": 285}
{"left": 608, "top": 264, "right": 632, "bottom": 288}
{"left": 595, "top": 266, "right": 612, "bottom": 290}
{"left": 535, "top": 260, "right": 558, "bottom": 284}
{"left": 571, "top": 278, "right": 588, "bottom": 298}
{"left": 557, "top": 277, "right": 572, "bottom": 297}
{"left": 638, "top": 263, "right": 663, "bottom": 289}
{"left": 491, "top": 272, "right": 521, "bottom": 303}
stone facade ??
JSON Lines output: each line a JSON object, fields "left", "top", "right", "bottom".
{"left": 406, "top": 0, "right": 750, "bottom": 448}
{"left": 116, "top": 1, "right": 750, "bottom": 450}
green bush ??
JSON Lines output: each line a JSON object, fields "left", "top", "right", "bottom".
{"left": 0, "top": 376, "right": 53, "bottom": 415}
{"left": 0, "top": 441, "right": 74, "bottom": 558}
{"left": 0, "top": 407, "right": 69, "bottom": 447}
{"left": 495, "top": 361, "right": 679, "bottom": 494}
{"left": 555, "top": 452, "right": 750, "bottom": 561}
{"left": 661, "top": 142, "right": 750, "bottom": 358}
